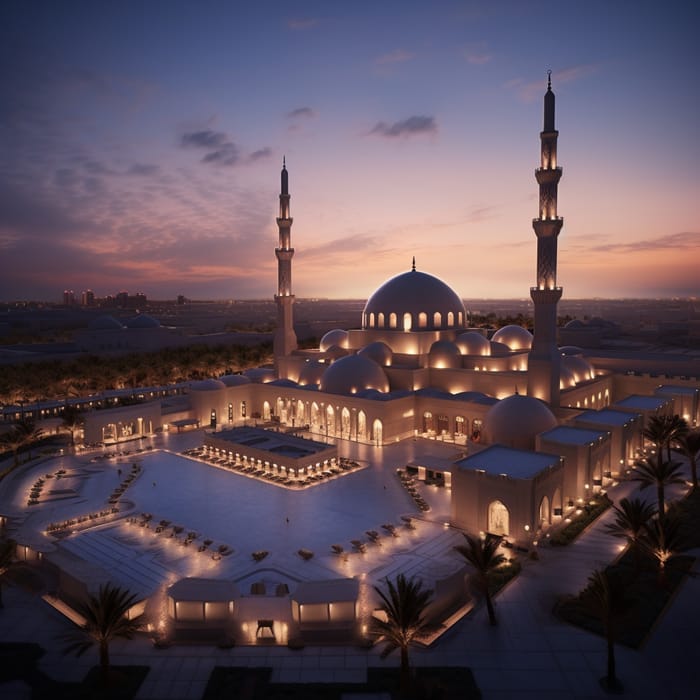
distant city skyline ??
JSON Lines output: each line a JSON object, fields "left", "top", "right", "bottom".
{"left": 1, "top": 1, "right": 698, "bottom": 303}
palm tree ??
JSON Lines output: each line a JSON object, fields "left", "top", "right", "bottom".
{"left": 61, "top": 405, "right": 85, "bottom": 452}
{"left": 577, "top": 569, "right": 628, "bottom": 693}
{"left": 674, "top": 430, "right": 700, "bottom": 490}
{"left": 371, "top": 573, "right": 434, "bottom": 695}
{"left": 454, "top": 532, "right": 506, "bottom": 626}
{"left": 0, "top": 539, "right": 17, "bottom": 609}
{"left": 604, "top": 497, "right": 656, "bottom": 572}
{"left": 61, "top": 583, "right": 146, "bottom": 686}
{"left": 629, "top": 455, "right": 685, "bottom": 517}
{"left": 14, "top": 418, "right": 43, "bottom": 462}
{"left": 643, "top": 414, "right": 688, "bottom": 465}
{"left": 641, "top": 508, "right": 691, "bottom": 587}
{"left": 0, "top": 428, "right": 26, "bottom": 468}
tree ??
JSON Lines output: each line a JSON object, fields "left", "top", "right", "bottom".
{"left": 0, "top": 539, "right": 17, "bottom": 609}
{"left": 14, "top": 418, "right": 43, "bottom": 462}
{"left": 61, "top": 583, "right": 146, "bottom": 686}
{"left": 643, "top": 414, "right": 688, "bottom": 465}
{"left": 629, "top": 455, "right": 685, "bottom": 518}
{"left": 61, "top": 405, "right": 85, "bottom": 451}
{"left": 454, "top": 532, "right": 506, "bottom": 626}
{"left": 0, "top": 428, "right": 26, "bottom": 468}
{"left": 604, "top": 497, "right": 656, "bottom": 572}
{"left": 641, "top": 508, "right": 691, "bottom": 587}
{"left": 577, "top": 569, "right": 629, "bottom": 693}
{"left": 674, "top": 430, "right": 700, "bottom": 490}
{"left": 371, "top": 573, "right": 434, "bottom": 695}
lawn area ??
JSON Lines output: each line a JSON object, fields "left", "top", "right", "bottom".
{"left": 203, "top": 666, "right": 481, "bottom": 699}
{"left": 555, "top": 488, "right": 699, "bottom": 648}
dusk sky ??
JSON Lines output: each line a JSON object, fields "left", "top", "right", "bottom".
{"left": 1, "top": 1, "right": 698, "bottom": 303}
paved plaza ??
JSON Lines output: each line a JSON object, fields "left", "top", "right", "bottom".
{"left": 0, "top": 429, "right": 698, "bottom": 699}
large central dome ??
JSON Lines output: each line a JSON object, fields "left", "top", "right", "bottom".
{"left": 362, "top": 268, "right": 466, "bottom": 331}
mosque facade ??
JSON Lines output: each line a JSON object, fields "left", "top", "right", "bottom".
{"left": 81, "top": 78, "right": 699, "bottom": 539}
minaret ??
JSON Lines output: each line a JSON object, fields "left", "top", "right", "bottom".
{"left": 273, "top": 158, "right": 297, "bottom": 373}
{"left": 527, "top": 72, "right": 562, "bottom": 406}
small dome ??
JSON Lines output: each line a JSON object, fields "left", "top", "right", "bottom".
{"left": 564, "top": 319, "right": 586, "bottom": 329}
{"left": 482, "top": 394, "right": 557, "bottom": 450}
{"left": 455, "top": 331, "right": 491, "bottom": 356}
{"left": 491, "top": 325, "right": 533, "bottom": 351}
{"left": 219, "top": 374, "right": 252, "bottom": 387}
{"left": 363, "top": 268, "right": 466, "bottom": 331}
{"left": 428, "top": 340, "right": 462, "bottom": 369}
{"left": 124, "top": 314, "right": 160, "bottom": 329}
{"left": 560, "top": 364, "right": 577, "bottom": 389}
{"left": 560, "top": 345, "right": 584, "bottom": 356}
{"left": 320, "top": 329, "right": 349, "bottom": 351}
{"left": 319, "top": 354, "right": 390, "bottom": 395}
{"left": 357, "top": 341, "right": 393, "bottom": 367}
{"left": 243, "top": 367, "right": 276, "bottom": 383}
{"left": 323, "top": 344, "right": 349, "bottom": 360}
{"left": 88, "top": 315, "right": 124, "bottom": 330}
{"left": 190, "top": 379, "right": 226, "bottom": 392}
{"left": 298, "top": 360, "right": 327, "bottom": 386}
{"left": 454, "top": 390, "right": 489, "bottom": 402}
{"left": 489, "top": 341, "right": 511, "bottom": 357}
{"left": 562, "top": 355, "right": 595, "bottom": 383}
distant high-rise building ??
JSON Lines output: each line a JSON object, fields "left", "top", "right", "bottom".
{"left": 63, "top": 289, "right": 75, "bottom": 306}
{"left": 81, "top": 289, "right": 95, "bottom": 307}
{"left": 116, "top": 291, "right": 129, "bottom": 308}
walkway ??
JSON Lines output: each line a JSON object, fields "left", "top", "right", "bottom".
{"left": 0, "top": 434, "right": 698, "bottom": 699}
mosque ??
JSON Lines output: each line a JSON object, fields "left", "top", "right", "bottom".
{"left": 76, "top": 76, "right": 698, "bottom": 540}
{"left": 5, "top": 76, "right": 700, "bottom": 647}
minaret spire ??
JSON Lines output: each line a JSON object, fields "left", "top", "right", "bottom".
{"left": 273, "top": 158, "right": 297, "bottom": 374}
{"left": 411, "top": 256, "right": 416, "bottom": 272}
{"left": 527, "top": 73, "right": 563, "bottom": 407}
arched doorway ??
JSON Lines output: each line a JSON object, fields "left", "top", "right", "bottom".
{"left": 262, "top": 401, "right": 271, "bottom": 421}
{"left": 341, "top": 407, "right": 351, "bottom": 438}
{"left": 487, "top": 500, "right": 509, "bottom": 536}
{"left": 422, "top": 411, "right": 434, "bottom": 433}
{"left": 539, "top": 495, "right": 550, "bottom": 526}
{"left": 372, "top": 419, "right": 383, "bottom": 446}
{"left": 358, "top": 410, "right": 367, "bottom": 441}
{"left": 311, "top": 402, "right": 320, "bottom": 431}
{"left": 325, "top": 405, "right": 335, "bottom": 437}
{"left": 297, "top": 400, "right": 306, "bottom": 426}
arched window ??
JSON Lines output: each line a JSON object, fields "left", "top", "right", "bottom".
{"left": 458, "top": 311, "right": 463, "bottom": 325}
{"left": 262, "top": 401, "right": 271, "bottom": 421}
{"left": 488, "top": 500, "right": 509, "bottom": 536}
{"left": 433, "top": 311, "right": 441, "bottom": 328}
{"left": 403, "top": 313, "right": 412, "bottom": 331}
{"left": 422, "top": 411, "right": 434, "bottom": 433}
{"left": 389, "top": 313, "right": 397, "bottom": 329}
{"left": 378, "top": 312, "right": 385, "bottom": 327}
{"left": 418, "top": 312, "right": 427, "bottom": 328}
{"left": 437, "top": 415, "right": 449, "bottom": 434}
{"left": 447, "top": 311, "right": 454, "bottom": 326}
{"left": 369, "top": 312, "right": 375, "bottom": 328}
{"left": 455, "top": 415, "right": 466, "bottom": 435}
{"left": 539, "top": 495, "right": 550, "bottom": 525}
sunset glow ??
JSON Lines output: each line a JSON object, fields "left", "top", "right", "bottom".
{"left": 1, "top": 1, "right": 698, "bottom": 302}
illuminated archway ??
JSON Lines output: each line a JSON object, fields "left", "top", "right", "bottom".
{"left": 433, "top": 311, "right": 442, "bottom": 327}
{"left": 539, "top": 495, "right": 550, "bottom": 525}
{"left": 326, "top": 404, "right": 335, "bottom": 436}
{"left": 403, "top": 313, "right": 412, "bottom": 331}
{"left": 418, "top": 312, "right": 427, "bottom": 328}
{"left": 372, "top": 419, "right": 383, "bottom": 445}
{"left": 341, "top": 407, "right": 351, "bottom": 438}
{"left": 487, "top": 500, "right": 509, "bottom": 536}
{"left": 262, "top": 401, "right": 271, "bottom": 421}
{"left": 358, "top": 410, "right": 367, "bottom": 441}
{"left": 422, "top": 411, "right": 434, "bottom": 433}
